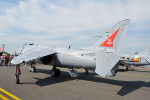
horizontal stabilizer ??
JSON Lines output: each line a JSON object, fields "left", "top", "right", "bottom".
{"left": 95, "top": 50, "right": 119, "bottom": 77}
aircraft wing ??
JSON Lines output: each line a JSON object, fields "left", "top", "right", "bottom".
{"left": 11, "top": 46, "right": 55, "bottom": 65}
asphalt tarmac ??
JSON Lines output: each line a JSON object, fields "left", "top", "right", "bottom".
{"left": 0, "top": 65, "right": 150, "bottom": 100}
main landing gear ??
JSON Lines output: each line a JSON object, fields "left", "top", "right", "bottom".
{"left": 50, "top": 67, "right": 61, "bottom": 77}
{"left": 15, "top": 64, "right": 21, "bottom": 84}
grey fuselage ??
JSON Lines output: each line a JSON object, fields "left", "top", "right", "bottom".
{"left": 53, "top": 48, "right": 96, "bottom": 70}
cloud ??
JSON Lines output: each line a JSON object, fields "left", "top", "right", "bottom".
{"left": 0, "top": 0, "right": 150, "bottom": 54}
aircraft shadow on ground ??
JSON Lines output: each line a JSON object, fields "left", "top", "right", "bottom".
{"left": 33, "top": 69, "right": 75, "bottom": 86}
{"left": 28, "top": 68, "right": 150, "bottom": 96}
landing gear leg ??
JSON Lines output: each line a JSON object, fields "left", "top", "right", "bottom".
{"left": 15, "top": 64, "right": 21, "bottom": 84}
{"left": 50, "top": 67, "right": 61, "bottom": 77}
{"left": 29, "top": 62, "right": 36, "bottom": 73}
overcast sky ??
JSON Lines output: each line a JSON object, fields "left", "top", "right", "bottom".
{"left": 0, "top": 0, "right": 150, "bottom": 54}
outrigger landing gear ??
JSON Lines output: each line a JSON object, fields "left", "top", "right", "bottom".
{"left": 29, "top": 62, "right": 36, "bottom": 73}
{"left": 50, "top": 67, "right": 61, "bottom": 77}
{"left": 15, "top": 64, "right": 21, "bottom": 84}
{"left": 68, "top": 68, "right": 79, "bottom": 77}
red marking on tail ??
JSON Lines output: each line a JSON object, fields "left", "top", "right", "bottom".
{"left": 0, "top": 46, "right": 3, "bottom": 50}
{"left": 100, "top": 28, "right": 120, "bottom": 47}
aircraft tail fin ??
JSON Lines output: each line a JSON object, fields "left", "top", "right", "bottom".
{"left": 0, "top": 44, "right": 5, "bottom": 51}
{"left": 138, "top": 49, "right": 150, "bottom": 63}
{"left": 100, "top": 19, "right": 130, "bottom": 53}
{"left": 84, "top": 19, "right": 130, "bottom": 53}
{"left": 95, "top": 19, "right": 130, "bottom": 77}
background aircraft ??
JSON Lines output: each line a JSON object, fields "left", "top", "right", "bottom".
{"left": 0, "top": 44, "right": 11, "bottom": 56}
{"left": 0, "top": 44, "right": 10, "bottom": 56}
{"left": 11, "top": 19, "right": 130, "bottom": 84}
{"left": 120, "top": 49, "right": 150, "bottom": 68}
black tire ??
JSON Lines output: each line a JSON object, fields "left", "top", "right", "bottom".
{"left": 16, "top": 78, "right": 20, "bottom": 84}
{"left": 50, "top": 69, "right": 61, "bottom": 77}
{"left": 55, "top": 69, "right": 61, "bottom": 77}
{"left": 15, "top": 73, "right": 20, "bottom": 84}
{"left": 126, "top": 66, "right": 129, "bottom": 71}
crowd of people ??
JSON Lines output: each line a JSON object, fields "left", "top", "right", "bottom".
{"left": 0, "top": 55, "right": 13, "bottom": 66}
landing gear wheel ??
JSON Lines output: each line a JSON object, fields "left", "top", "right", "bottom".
{"left": 16, "top": 78, "right": 20, "bottom": 84}
{"left": 33, "top": 66, "right": 36, "bottom": 72}
{"left": 30, "top": 66, "right": 36, "bottom": 72}
{"left": 126, "top": 66, "right": 129, "bottom": 71}
{"left": 15, "top": 64, "right": 21, "bottom": 84}
{"left": 50, "top": 69, "right": 61, "bottom": 77}
{"left": 15, "top": 73, "right": 20, "bottom": 84}
{"left": 55, "top": 69, "right": 61, "bottom": 77}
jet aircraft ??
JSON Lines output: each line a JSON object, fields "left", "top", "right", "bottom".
{"left": 11, "top": 19, "right": 130, "bottom": 84}
{"left": 120, "top": 49, "right": 150, "bottom": 67}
